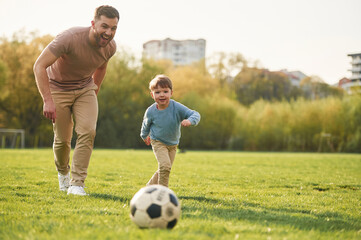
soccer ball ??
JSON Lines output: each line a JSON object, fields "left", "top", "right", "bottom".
{"left": 130, "top": 185, "right": 181, "bottom": 229}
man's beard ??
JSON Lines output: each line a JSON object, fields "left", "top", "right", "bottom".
{"left": 93, "top": 29, "right": 113, "bottom": 48}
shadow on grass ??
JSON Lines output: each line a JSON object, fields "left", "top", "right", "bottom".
{"left": 89, "top": 193, "right": 129, "bottom": 202}
{"left": 179, "top": 195, "right": 360, "bottom": 232}
{"left": 180, "top": 195, "right": 221, "bottom": 204}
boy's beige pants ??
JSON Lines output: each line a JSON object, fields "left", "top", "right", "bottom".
{"left": 148, "top": 140, "right": 177, "bottom": 187}
{"left": 51, "top": 85, "right": 98, "bottom": 187}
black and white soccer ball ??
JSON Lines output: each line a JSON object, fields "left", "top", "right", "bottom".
{"left": 130, "top": 185, "right": 181, "bottom": 229}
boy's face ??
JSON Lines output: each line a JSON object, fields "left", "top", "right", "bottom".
{"left": 151, "top": 87, "right": 173, "bottom": 110}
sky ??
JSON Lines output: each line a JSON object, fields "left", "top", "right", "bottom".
{"left": 1, "top": 0, "right": 360, "bottom": 85}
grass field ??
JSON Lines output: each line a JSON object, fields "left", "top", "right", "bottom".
{"left": 0, "top": 149, "right": 360, "bottom": 239}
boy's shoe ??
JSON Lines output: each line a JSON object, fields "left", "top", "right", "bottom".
{"left": 58, "top": 172, "right": 70, "bottom": 191}
{"left": 67, "top": 185, "right": 87, "bottom": 196}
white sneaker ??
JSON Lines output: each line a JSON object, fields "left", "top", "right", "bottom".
{"left": 58, "top": 172, "right": 70, "bottom": 191}
{"left": 67, "top": 185, "right": 87, "bottom": 196}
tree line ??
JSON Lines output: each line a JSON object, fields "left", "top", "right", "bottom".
{"left": 0, "top": 32, "right": 360, "bottom": 152}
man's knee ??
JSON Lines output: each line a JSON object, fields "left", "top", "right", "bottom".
{"left": 53, "top": 135, "right": 71, "bottom": 146}
{"left": 76, "top": 127, "right": 96, "bottom": 139}
{"left": 76, "top": 129, "right": 96, "bottom": 150}
{"left": 159, "top": 164, "right": 171, "bottom": 173}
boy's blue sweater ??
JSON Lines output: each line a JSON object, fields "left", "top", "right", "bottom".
{"left": 140, "top": 100, "right": 201, "bottom": 145}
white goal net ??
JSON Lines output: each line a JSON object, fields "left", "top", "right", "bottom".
{"left": 0, "top": 129, "right": 25, "bottom": 149}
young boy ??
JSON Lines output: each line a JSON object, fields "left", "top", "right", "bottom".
{"left": 140, "top": 75, "right": 201, "bottom": 187}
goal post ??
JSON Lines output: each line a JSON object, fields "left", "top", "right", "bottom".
{"left": 0, "top": 128, "right": 25, "bottom": 149}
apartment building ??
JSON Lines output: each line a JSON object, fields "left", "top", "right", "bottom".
{"left": 339, "top": 53, "right": 361, "bottom": 94}
{"left": 348, "top": 53, "right": 361, "bottom": 81}
{"left": 143, "top": 38, "right": 206, "bottom": 65}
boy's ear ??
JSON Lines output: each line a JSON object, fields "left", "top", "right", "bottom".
{"left": 150, "top": 91, "right": 154, "bottom": 98}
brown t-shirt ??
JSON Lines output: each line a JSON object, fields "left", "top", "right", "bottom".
{"left": 46, "top": 26, "right": 116, "bottom": 91}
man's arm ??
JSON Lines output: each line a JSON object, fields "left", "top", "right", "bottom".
{"left": 93, "top": 61, "right": 108, "bottom": 95}
{"left": 33, "top": 48, "right": 58, "bottom": 123}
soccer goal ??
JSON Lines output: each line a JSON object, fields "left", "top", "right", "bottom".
{"left": 0, "top": 128, "right": 25, "bottom": 149}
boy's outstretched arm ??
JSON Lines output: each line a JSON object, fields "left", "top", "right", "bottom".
{"left": 181, "top": 119, "right": 192, "bottom": 127}
{"left": 185, "top": 110, "right": 201, "bottom": 126}
{"left": 143, "top": 136, "right": 151, "bottom": 145}
{"left": 177, "top": 101, "right": 201, "bottom": 126}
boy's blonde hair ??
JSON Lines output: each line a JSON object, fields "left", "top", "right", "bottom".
{"left": 149, "top": 75, "right": 173, "bottom": 91}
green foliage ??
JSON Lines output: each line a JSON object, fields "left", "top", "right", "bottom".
{"left": 168, "top": 63, "right": 219, "bottom": 99}
{"left": 0, "top": 33, "right": 358, "bottom": 152}
{"left": 233, "top": 68, "right": 343, "bottom": 106}
{"left": 0, "top": 33, "right": 53, "bottom": 147}
{"left": 233, "top": 67, "right": 298, "bottom": 106}
{"left": 97, "top": 51, "right": 146, "bottom": 148}
{"left": 233, "top": 96, "right": 361, "bottom": 152}
{"left": 207, "top": 52, "right": 247, "bottom": 88}
{"left": 341, "top": 95, "right": 361, "bottom": 152}
{"left": 179, "top": 93, "right": 238, "bottom": 149}
{"left": 1, "top": 149, "right": 360, "bottom": 239}
{"left": 300, "top": 76, "right": 344, "bottom": 100}
{"left": 239, "top": 100, "right": 292, "bottom": 151}
{"left": 96, "top": 55, "right": 172, "bottom": 148}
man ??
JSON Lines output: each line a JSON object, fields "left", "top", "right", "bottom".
{"left": 33, "top": 5, "right": 119, "bottom": 196}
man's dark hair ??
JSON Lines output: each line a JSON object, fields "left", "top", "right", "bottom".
{"left": 94, "top": 5, "right": 119, "bottom": 21}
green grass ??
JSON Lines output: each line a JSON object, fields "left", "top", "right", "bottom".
{"left": 0, "top": 149, "right": 360, "bottom": 239}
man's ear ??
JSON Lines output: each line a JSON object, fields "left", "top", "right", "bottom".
{"left": 91, "top": 20, "right": 95, "bottom": 28}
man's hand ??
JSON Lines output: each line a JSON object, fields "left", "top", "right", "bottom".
{"left": 181, "top": 119, "right": 191, "bottom": 127}
{"left": 43, "top": 99, "right": 56, "bottom": 123}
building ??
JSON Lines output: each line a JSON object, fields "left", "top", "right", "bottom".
{"left": 279, "top": 69, "right": 308, "bottom": 87}
{"left": 143, "top": 38, "right": 206, "bottom": 65}
{"left": 348, "top": 53, "right": 361, "bottom": 82}
{"left": 340, "top": 53, "right": 361, "bottom": 94}
{"left": 338, "top": 77, "right": 352, "bottom": 93}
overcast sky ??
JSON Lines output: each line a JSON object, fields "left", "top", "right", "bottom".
{"left": 1, "top": 0, "right": 360, "bottom": 84}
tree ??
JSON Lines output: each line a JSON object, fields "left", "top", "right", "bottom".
{"left": 179, "top": 93, "right": 238, "bottom": 150}
{"left": 0, "top": 32, "right": 54, "bottom": 147}
{"left": 207, "top": 52, "right": 247, "bottom": 88}
{"left": 232, "top": 67, "right": 295, "bottom": 105}
{"left": 95, "top": 54, "right": 169, "bottom": 148}
{"left": 167, "top": 61, "right": 219, "bottom": 100}
{"left": 300, "top": 75, "right": 343, "bottom": 100}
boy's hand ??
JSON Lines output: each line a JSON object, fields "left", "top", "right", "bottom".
{"left": 144, "top": 136, "right": 151, "bottom": 145}
{"left": 181, "top": 119, "right": 191, "bottom": 127}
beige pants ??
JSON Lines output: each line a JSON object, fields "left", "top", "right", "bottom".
{"left": 51, "top": 85, "right": 98, "bottom": 187}
{"left": 147, "top": 140, "right": 177, "bottom": 187}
